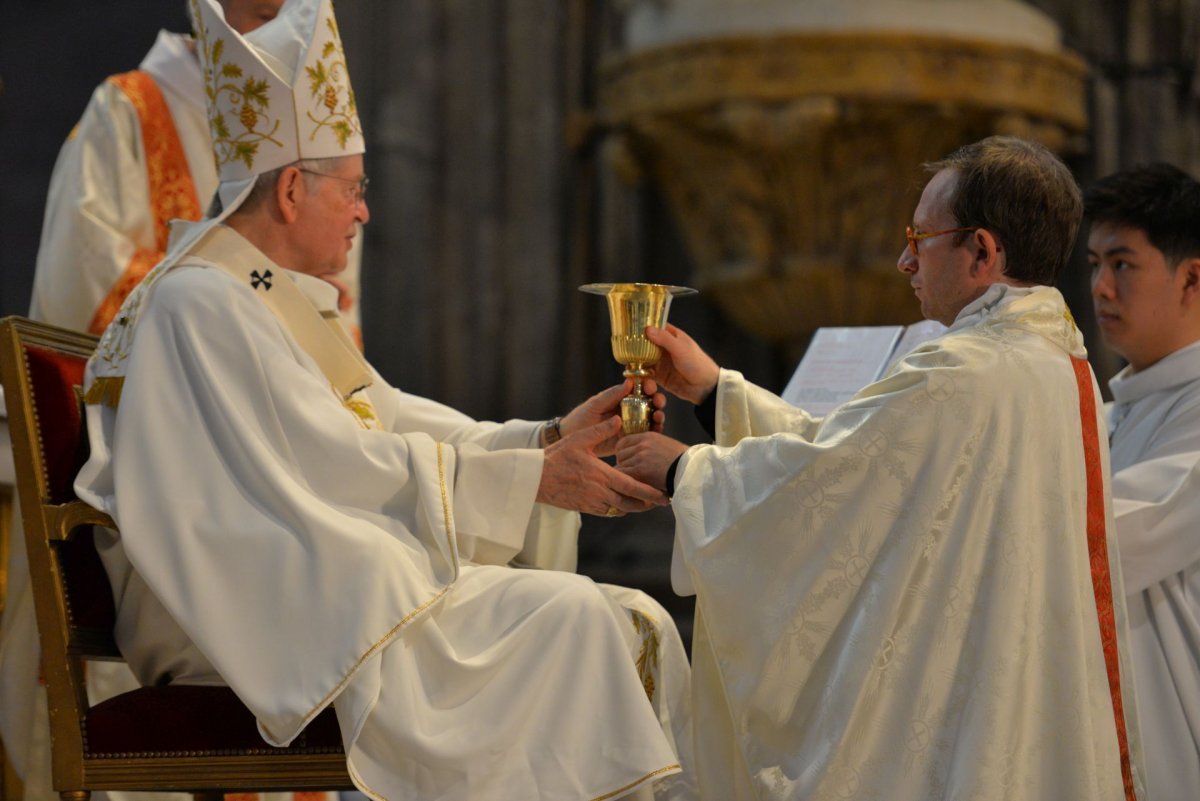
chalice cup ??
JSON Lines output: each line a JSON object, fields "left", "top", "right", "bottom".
{"left": 580, "top": 282, "right": 698, "bottom": 434}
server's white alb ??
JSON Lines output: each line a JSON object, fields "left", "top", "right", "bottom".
{"left": 1107, "top": 339, "right": 1200, "bottom": 801}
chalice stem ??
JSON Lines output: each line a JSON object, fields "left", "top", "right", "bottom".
{"left": 620, "top": 376, "right": 652, "bottom": 435}
{"left": 579, "top": 281, "right": 696, "bottom": 435}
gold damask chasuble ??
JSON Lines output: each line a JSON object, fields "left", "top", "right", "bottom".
{"left": 671, "top": 285, "right": 1144, "bottom": 801}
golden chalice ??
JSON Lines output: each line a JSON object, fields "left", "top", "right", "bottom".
{"left": 581, "top": 282, "right": 698, "bottom": 434}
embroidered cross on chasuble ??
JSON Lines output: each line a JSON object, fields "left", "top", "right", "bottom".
{"left": 202, "top": 230, "right": 380, "bottom": 430}
{"left": 87, "top": 225, "right": 380, "bottom": 431}
{"left": 250, "top": 269, "right": 274, "bottom": 290}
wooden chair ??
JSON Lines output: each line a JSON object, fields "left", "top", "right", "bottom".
{"left": 1, "top": 458, "right": 13, "bottom": 801}
{"left": 0, "top": 317, "right": 352, "bottom": 801}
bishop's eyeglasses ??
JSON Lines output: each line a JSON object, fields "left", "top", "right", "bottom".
{"left": 298, "top": 169, "right": 369, "bottom": 205}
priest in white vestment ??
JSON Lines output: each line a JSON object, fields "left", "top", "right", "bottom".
{"left": 1085, "top": 164, "right": 1200, "bottom": 801}
{"left": 617, "top": 136, "right": 1146, "bottom": 800}
{"left": 0, "top": 6, "right": 368, "bottom": 801}
{"left": 69, "top": 2, "right": 694, "bottom": 800}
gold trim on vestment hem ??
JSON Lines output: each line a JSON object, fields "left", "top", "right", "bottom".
{"left": 83, "top": 376, "right": 124, "bottom": 408}
{"left": 260, "top": 444, "right": 458, "bottom": 744}
{"left": 259, "top": 582, "right": 453, "bottom": 744}
{"left": 342, "top": 758, "right": 386, "bottom": 801}
{"left": 341, "top": 757, "right": 680, "bottom": 801}
{"left": 435, "top": 441, "right": 455, "bottom": 553}
{"left": 592, "top": 764, "right": 682, "bottom": 801}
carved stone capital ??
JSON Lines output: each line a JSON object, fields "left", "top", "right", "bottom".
{"left": 599, "top": 33, "right": 1088, "bottom": 341}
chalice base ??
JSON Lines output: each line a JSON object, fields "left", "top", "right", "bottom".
{"left": 621, "top": 394, "right": 652, "bottom": 435}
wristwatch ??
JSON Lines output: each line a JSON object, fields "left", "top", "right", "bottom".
{"left": 541, "top": 416, "right": 563, "bottom": 446}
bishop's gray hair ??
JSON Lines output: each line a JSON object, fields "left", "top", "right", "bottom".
{"left": 210, "top": 156, "right": 353, "bottom": 218}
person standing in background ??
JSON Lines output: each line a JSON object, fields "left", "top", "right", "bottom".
{"left": 1086, "top": 163, "right": 1200, "bottom": 801}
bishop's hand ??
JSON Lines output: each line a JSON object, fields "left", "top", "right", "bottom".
{"left": 537, "top": 417, "right": 668, "bottom": 516}
{"left": 558, "top": 378, "right": 665, "bottom": 457}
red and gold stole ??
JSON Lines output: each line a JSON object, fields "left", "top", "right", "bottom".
{"left": 88, "top": 71, "right": 202, "bottom": 335}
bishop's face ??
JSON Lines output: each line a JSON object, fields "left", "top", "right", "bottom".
{"left": 292, "top": 155, "right": 370, "bottom": 278}
{"left": 896, "top": 169, "right": 983, "bottom": 326}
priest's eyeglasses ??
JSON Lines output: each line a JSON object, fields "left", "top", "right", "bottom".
{"left": 298, "top": 169, "right": 369, "bottom": 205}
{"left": 905, "top": 225, "right": 977, "bottom": 256}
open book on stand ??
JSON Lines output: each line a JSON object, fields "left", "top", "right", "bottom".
{"left": 781, "top": 320, "right": 947, "bottom": 416}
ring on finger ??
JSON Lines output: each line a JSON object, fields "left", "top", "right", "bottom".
{"left": 605, "top": 506, "right": 621, "bottom": 517}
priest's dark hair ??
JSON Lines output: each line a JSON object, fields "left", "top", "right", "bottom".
{"left": 1084, "top": 163, "right": 1200, "bottom": 269}
{"left": 925, "top": 136, "right": 1082, "bottom": 287}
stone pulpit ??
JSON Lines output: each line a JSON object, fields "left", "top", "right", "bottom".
{"left": 600, "top": 0, "right": 1088, "bottom": 342}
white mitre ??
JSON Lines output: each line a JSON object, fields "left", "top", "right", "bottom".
{"left": 86, "top": 0, "right": 366, "bottom": 401}
{"left": 190, "top": 0, "right": 365, "bottom": 209}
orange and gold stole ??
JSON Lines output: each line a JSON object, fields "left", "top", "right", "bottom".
{"left": 1071, "top": 356, "right": 1139, "bottom": 801}
{"left": 87, "top": 71, "right": 203, "bottom": 335}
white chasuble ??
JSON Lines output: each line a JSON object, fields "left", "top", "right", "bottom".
{"left": 74, "top": 225, "right": 690, "bottom": 801}
{"left": 670, "top": 285, "right": 1145, "bottom": 800}
{"left": 1106, "top": 339, "right": 1200, "bottom": 801}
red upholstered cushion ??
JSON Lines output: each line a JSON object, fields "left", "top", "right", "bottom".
{"left": 20, "top": 344, "right": 115, "bottom": 630}
{"left": 84, "top": 685, "right": 343, "bottom": 756}
{"left": 24, "top": 343, "right": 88, "bottom": 504}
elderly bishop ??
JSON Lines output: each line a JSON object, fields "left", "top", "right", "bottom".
{"left": 74, "top": 1, "right": 694, "bottom": 800}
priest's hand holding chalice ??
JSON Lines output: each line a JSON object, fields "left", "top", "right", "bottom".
{"left": 533, "top": 283, "right": 697, "bottom": 519}
{"left": 577, "top": 285, "right": 722, "bottom": 496}
{"left": 580, "top": 283, "right": 698, "bottom": 434}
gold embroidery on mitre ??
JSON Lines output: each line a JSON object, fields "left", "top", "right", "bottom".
{"left": 191, "top": 0, "right": 282, "bottom": 170}
{"left": 630, "top": 609, "right": 661, "bottom": 703}
{"left": 304, "top": 14, "right": 361, "bottom": 147}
